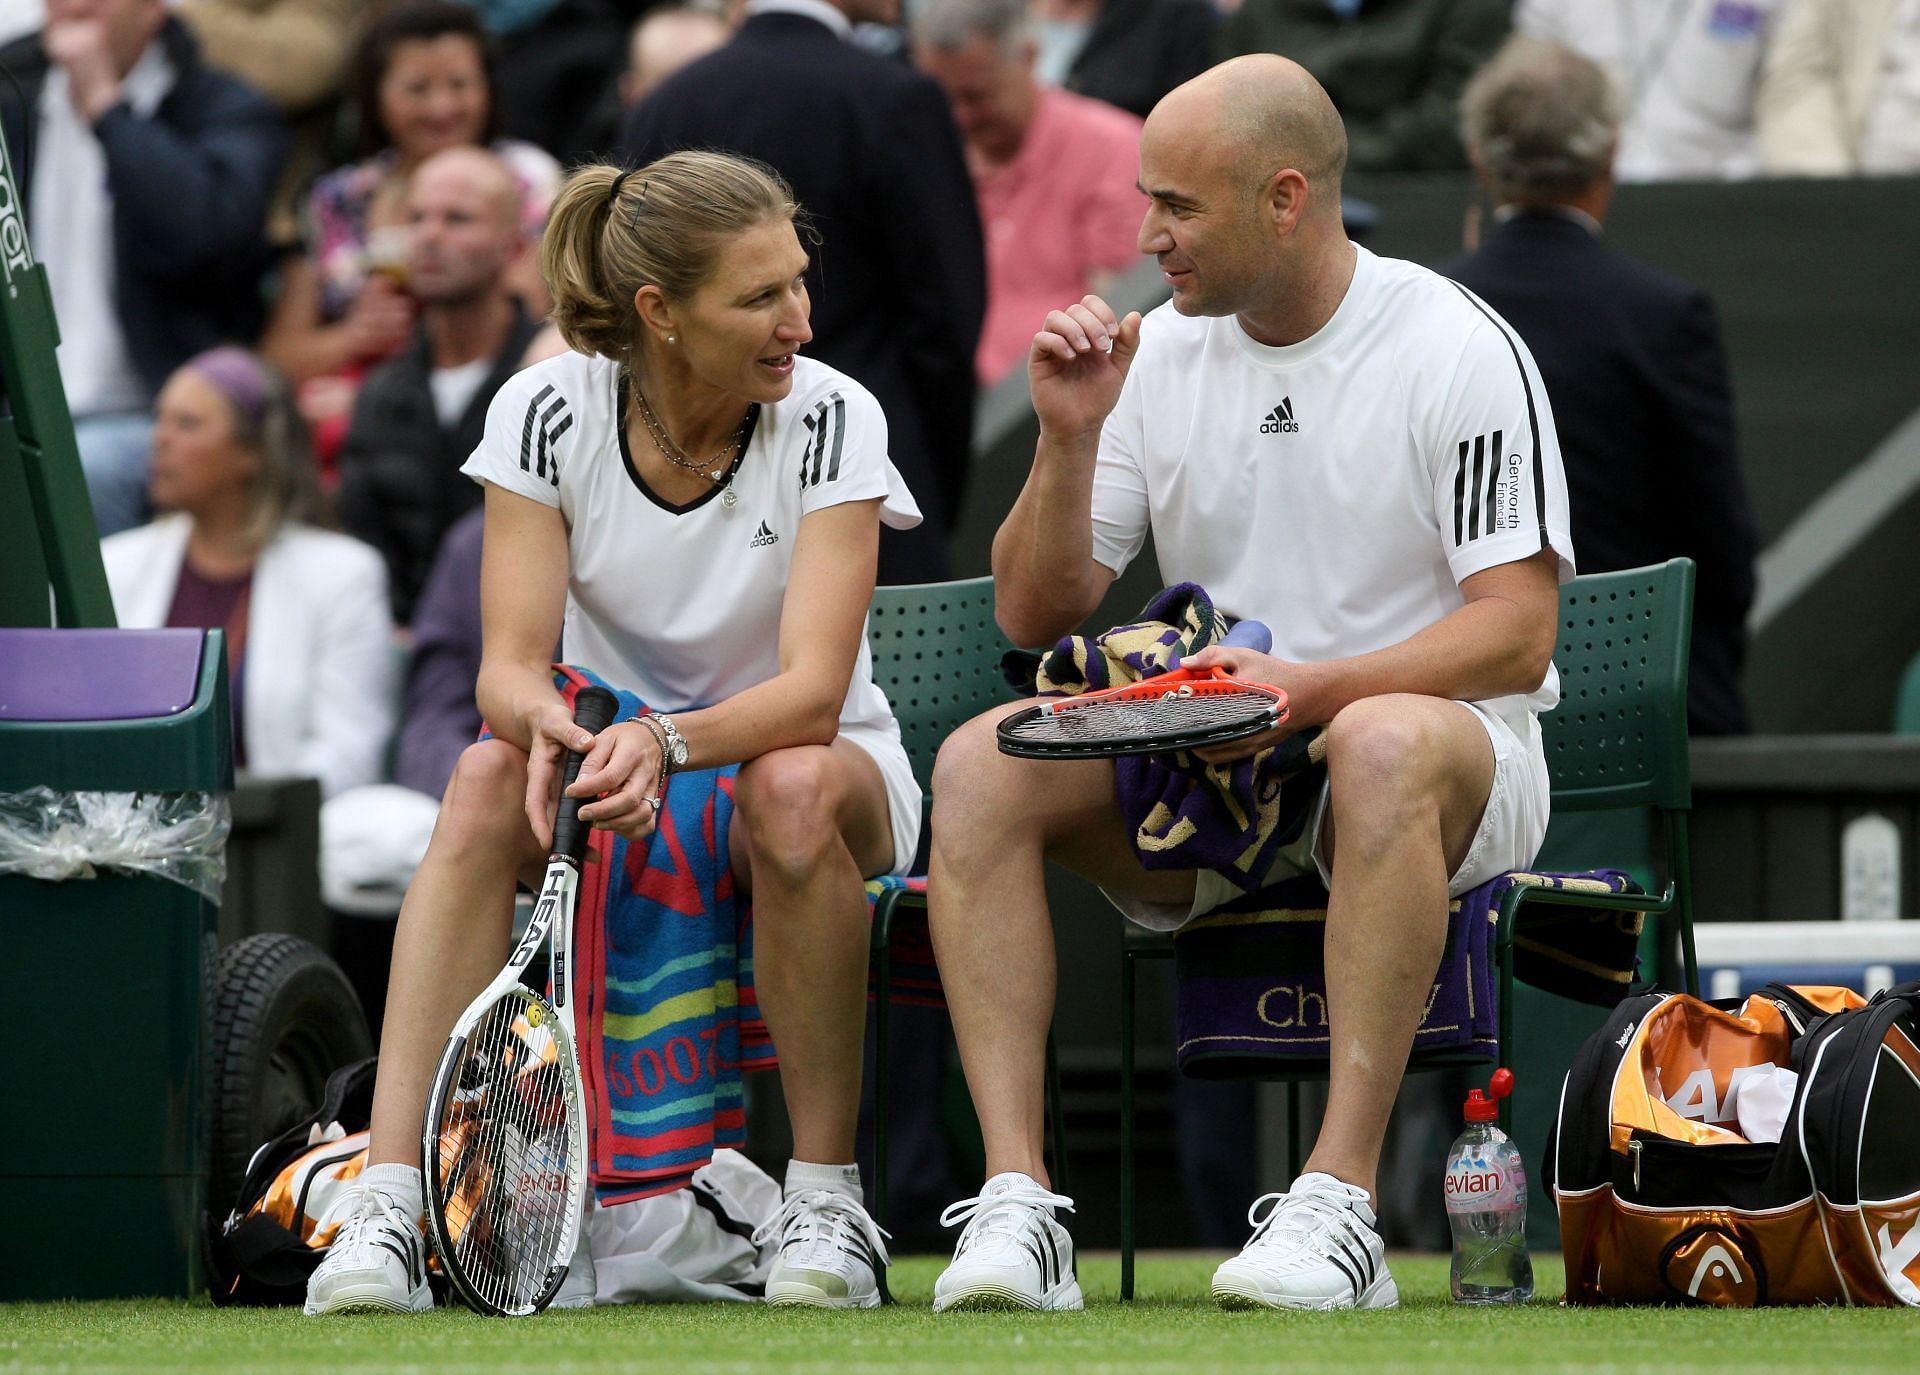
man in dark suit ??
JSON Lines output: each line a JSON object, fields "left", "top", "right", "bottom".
{"left": 0, "top": 0, "right": 284, "bottom": 536}
{"left": 618, "top": 0, "right": 986, "bottom": 585}
{"left": 1043, "top": 0, "right": 1218, "bottom": 120}
{"left": 1442, "top": 35, "right": 1760, "bottom": 735}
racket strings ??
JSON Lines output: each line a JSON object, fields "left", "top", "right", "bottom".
{"left": 1006, "top": 689, "right": 1277, "bottom": 746}
{"left": 433, "top": 989, "right": 577, "bottom": 1313}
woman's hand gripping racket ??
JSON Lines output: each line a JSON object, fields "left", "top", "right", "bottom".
{"left": 997, "top": 621, "right": 1287, "bottom": 760}
{"left": 423, "top": 685, "right": 618, "bottom": 1316}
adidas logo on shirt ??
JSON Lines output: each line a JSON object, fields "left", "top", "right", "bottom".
{"left": 1260, "top": 397, "right": 1299, "bottom": 434}
{"left": 749, "top": 520, "right": 780, "bottom": 549}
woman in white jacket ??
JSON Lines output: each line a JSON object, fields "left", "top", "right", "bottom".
{"left": 103, "top": 348, "right": 398, "bottom": 799}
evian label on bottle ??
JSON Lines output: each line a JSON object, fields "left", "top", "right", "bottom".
{"left": 1444, "top": 1155, "right": 1517, "bottom": 1214}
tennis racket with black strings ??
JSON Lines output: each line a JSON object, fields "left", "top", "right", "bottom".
{"left": 422, "top": 685, "right": 618, "bottom": 1316}
{"left": 997, "top": 621, "right": 1288, "bottom": 760}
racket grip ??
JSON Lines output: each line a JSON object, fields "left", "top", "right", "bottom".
{"left": 551, "top": 687, "right": 619, "bottom": 863}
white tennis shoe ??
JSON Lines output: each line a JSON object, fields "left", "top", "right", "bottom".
{"left": 1211, "top": 1172, "right": 1399, "bottom": 1311}
{"left": 303, "top": 1187, "right": 434, "bottom": 1315}
{"left": 756, "top": 1189, "right": 890, "bottom": 1308}
{"left": 932, "top": 1172, "right": 1083, "bottom": 1312}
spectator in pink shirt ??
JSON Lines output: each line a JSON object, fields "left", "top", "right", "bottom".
{"left": 915, "top": 0, "right": 1145, "bottom": 384}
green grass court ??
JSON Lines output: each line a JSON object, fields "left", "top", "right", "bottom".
{"left": 5, "top": 1255, "right": 1916, "bottom": 1373}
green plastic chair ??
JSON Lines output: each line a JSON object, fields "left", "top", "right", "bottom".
{"left": 864, "top": 576, "right": 1070, "bottom": 1232}
{"left": 1117, "top": 557, "right": 1700, "bottom": 1298}
{"left": 1494, "top": 557, "right": 1700, "bottom": 1059}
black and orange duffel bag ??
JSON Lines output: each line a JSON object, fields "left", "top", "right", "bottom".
{"left": 1554, "top": 982, "right": 1920, "bottom": 1306}
{"left": 207, "top": 1057, "right": 380, "bottom": 1306}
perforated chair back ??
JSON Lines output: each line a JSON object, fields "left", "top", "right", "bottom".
{"left": 866, "top": 577, "right": 1019, "bottom": 796}
{"left": 1543, "top": 559, "right": 1695, "bottom": 813}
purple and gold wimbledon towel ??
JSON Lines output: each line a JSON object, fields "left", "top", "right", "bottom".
{"left": 1173, "top": 869, "right": 1645, "bottom": 1076}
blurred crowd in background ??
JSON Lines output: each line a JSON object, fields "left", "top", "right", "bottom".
{"left": 3, "top": 0, "right": 1916, "bottom": 1244}
{"left": 2, "top": 0, "right": 1910, "bottom": 800}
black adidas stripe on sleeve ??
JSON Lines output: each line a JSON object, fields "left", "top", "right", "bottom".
{"left": 798, "top": 393, "right": 847, "bottom": 491}
{"left": 518, "top": 383, "right": 571, "bottom": 487}
{"left": 1449, "top": 430, "right": 1512, "bottom": 545}
{"left": 1445, "top": 282, "right": 1549, "bottom": 550}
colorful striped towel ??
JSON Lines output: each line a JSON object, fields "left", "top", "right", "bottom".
{"left": 546, "top": 668, "right": 774, "bottom": 1205}
{"left": 537, "top": 671, "right": 951, "bottom": 1201}
{"left": 1172, "top": 868, "right": 1644, "bottom": 1076}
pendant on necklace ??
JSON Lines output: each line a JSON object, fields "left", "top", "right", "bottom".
{"left": 722, "top": 486, "right": 739, "bottom": 509}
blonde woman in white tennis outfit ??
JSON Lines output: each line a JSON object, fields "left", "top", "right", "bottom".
{"left": 306, "top": 152, "right": 921, "bottom": 1316}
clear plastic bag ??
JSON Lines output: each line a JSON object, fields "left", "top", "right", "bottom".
{"left": 0, "top": 787, "right": 230, "bottom": 902}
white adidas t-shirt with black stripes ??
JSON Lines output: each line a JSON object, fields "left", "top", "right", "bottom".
{"left": 1089, "top": 244, "right": 1576, "bottom": 739}
{"left": 461, "top": 350, "right": 921, "bottom": 747}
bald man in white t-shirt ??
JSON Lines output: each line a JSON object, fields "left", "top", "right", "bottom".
{"left": 926, "top": 55, "right": 1575, "bottom": 1314}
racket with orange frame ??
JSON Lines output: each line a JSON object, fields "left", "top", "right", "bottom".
{"left": 997, "top": 621, "right": 1288, "bottom": 760}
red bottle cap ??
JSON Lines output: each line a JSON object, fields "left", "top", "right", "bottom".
{"left": 1463, "top": 1068, "right": 1515, "bottom": 1123}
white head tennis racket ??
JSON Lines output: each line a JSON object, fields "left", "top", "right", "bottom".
{"left": 422, "top": 685, "right": 617, "bottom": 1316}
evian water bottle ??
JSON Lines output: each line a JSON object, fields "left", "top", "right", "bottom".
{"left": 1444, "top": 1067, "right": 1533, "bottom": 1304}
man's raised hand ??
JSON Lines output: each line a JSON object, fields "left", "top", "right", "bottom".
{"left": 1029, "top": 296, "right": 1143, "bottom": 443}
{"left": 45, "top": 15, "right": 121, "bottom": 118}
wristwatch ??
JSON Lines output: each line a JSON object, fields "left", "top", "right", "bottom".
{"left": 651, "top": 712, "right": 690, "bottom": 774}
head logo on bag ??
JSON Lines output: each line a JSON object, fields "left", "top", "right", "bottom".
{"left": 1878, "top": 1217, "right": 1920, "bottom": 1304}
{"left": 1661, "top": 1224, "right": 1765, "bottom": 1307}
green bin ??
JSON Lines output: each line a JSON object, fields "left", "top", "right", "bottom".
{"left": 0, "top": 628, "right": 232, "bottom": 1299}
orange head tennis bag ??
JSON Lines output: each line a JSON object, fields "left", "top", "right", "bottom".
{"left": 1553, "top": 983, "right": 1920, "bottom": 1306}
{"left": 207, "top": 1057, "right": 379, "bottom": 1306}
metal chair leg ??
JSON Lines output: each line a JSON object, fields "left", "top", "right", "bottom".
{"left": 1673, "top": 821, "right": 1700, "bottom": 996}
{"left": 870, "top": 898, "right": 893, "bottom": 1234}
{"left": 868, "top": 896, "right": 898, "bottom": 1305}
{"left": 1286, "top": 1081, "right": 1303, "bottom": 1180}
{"left": 1045, "top": 1032, "right": 1069, "bottom": 1195}
{"left": 1120, "top": 945, "right": 1137, "bottom": 1301}
{"left": 1498, "top": 911, "right": 1516, "bottom": 1138}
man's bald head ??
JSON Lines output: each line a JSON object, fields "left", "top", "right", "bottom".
{"left": 406, "top": 146, "right": 525, "bottom": 305}
{"left": 1136, "top": 56, "right": 1355, "bottom": 331}
{"left": 622, "top": 6, "right": 727, "bottom": 106}
{"left": 1153, "top": 55, "right": 1347, "bottom": 219}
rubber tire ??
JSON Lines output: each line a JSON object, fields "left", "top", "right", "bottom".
{"left": 209, "top": 934, "right": 373, "bottom": 1219}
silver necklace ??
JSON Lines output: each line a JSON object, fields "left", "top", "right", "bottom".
{"left": 628, "top": 374, "right": 754, "bottom": 507}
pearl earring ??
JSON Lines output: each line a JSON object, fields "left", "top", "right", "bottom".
{"left": 666, "top": 334, "right": 677, "bottom": 345}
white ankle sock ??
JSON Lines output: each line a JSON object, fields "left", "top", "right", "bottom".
{"left": 358, "top": 1162, "right": 424, "bottom": 1219}
{"left": 785, "top": 1159, "right": 863, "bottom": 1203}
